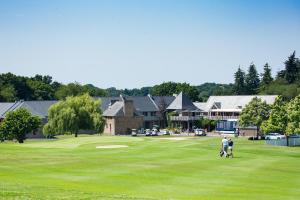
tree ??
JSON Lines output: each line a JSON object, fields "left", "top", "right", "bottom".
{"left": 260, "top": 63, "right": 273, "bottom": 86}
{"left": 195, "top": 118, "right": 216, "bottom": 132}
{"left": 0, "top": 84, "right": 17, "bottom": 102}
{"left": 261, "top": 96, "right": 288, "bottom": 134}
{"left": 284, "top": 51, "right": 298, "bottom": 84}
{"left": 26, "top": 79, "right": 55, "bottom": 100}
{"left": 83, "top": 84, "right": 107, "bottom": 97}
{"left": 245, "top": 63, "right": 260, "bottom": 94}
{"left": 196, "top": 83, "right": 234, "bottom": 101}
{"left": 238, "top": 97, "right": 271, "bottom": 137}
{"left": 55, "top": 82, "right": 85, "bottom": 100}
{"left": 157, "top": 97, "right": 168, "bottom": 128}
{"left": 0, "top": 108, "right": 41, "bottom": 143}
{"left": 43, "top": 93, "right": 105, "bottom": 137}
{"left": 286, "top": 94, "right": 300, "bottom": 134}
{"left": 151, "top": 82, "right": 200, "bottom": 101}
{"left": 233, "top": 67, "right": 246, "bottom": 95}
{"left": 260, "top": 79, "right": 300, "bottom": 101}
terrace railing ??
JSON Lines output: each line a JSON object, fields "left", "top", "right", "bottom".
{"left": 207, "top": 116, "right": 239, "bottom": 120}
{"left": 170, "top": 116, "right": 202, "bottom": 121}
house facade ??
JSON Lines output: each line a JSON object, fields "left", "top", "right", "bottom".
{"left": 99, "top": 95, "right": 175, "bottom": 129}
{"left": 103, "top": 96, "right": 143, "bottom": 135}
{"left": 167, "top": 92, "right": 202, "bottom": 131}
{"left": 194, "top": 95, "right": 278, "bottom": 133}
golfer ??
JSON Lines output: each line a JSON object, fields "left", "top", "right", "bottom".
{"left": 221, "top": 136, "right": 229, "bottom": 157}
{"left": 228, "top": 138, "right": 234, "bottom": 158}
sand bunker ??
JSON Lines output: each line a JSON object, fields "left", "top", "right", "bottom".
{"left": 160, "top": 137, "right": 187, "bottom": 141}
{"left": 96, "top": 145, "right": 128, "bottom": 149}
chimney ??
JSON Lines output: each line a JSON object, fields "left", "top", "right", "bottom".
{"left": 120, "top": 95, "right": 134, "bottom": 117}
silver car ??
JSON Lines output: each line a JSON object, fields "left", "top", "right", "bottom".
{"left": 265, "top": 133, "right": 285, "bottom": 140}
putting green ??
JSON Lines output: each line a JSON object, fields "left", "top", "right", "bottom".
{"left": 0, "top": 135, "right": 299, "bottom": 200}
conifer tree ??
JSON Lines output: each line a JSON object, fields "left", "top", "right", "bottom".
{"left": 234, "top": 67, "right": 246, "bottom": 95}
{"left": 245, "top": 63, "right": 260, "bottom": 94}
{"left": 261, "top": 63, "right": 273, "bottom": 85}
{"left": 284, "top": 51, "right": 298, "bottom": 83}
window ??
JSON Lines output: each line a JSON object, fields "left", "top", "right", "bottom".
{"left": 142, "top": 112, "right": 148, "bottom": 116}
{"left": 151, "top": 112, "right": 156, "bottom": 116}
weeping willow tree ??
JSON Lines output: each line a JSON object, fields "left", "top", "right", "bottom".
{"left": 43, "top": 93, "right": 105, "bottom": 138}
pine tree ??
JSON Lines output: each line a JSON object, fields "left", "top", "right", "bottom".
{"left": 261, "top": 63, "right": 273, "bottom": 85}
{"left": 245, "top": 63, "right": 260, "bottom": 94}
{"left": 234, "top": 67, "right": 246, "bottom": 95}
{"left": 284, "top": 51, "right": 298, "bottom": 83}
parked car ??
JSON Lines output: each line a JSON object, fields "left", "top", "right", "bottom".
{"left": 131, "top": 129, "right": 137, "bottom": 137}
{"left": 138, "top": 128, "right": 145, "bottom": 134}
{"left": 161, "top": 129, "right": 170, "bottom": 135}
{"left": 145, "top": 129, "right": 151, "bottom": 136}
{"left": 151, "top": 128, "right": 159, "bottom": 136}
{"left": 194, "top": 128, "right": 206, "bottom": 136}
{"left": 265, "top": 133, "right": 286, "bottom": 140}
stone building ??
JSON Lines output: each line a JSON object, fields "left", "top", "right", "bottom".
{"left": 103, "top": 96, "right": 143, "bottom": 135}
{"left": 99, "top": 95, "right": 175, "bottom": 129}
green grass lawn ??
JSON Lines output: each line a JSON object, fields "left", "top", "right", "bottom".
{"left": 1, "top": 135, "right": 300, "bottom": 200}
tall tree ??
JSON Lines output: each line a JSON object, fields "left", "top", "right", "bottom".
{"left": 238, "top": 97, "right": 271, "bottom": 137}
{"left": 245, "top": 63, "right": 260, "bottom": 94}
{"left": 0, "top": 108, "right": 41, "bottom": 143}
{"left": 261, "top": 63, "right": 273, "bottom": 85}
{"left": 261, "top": 96, "right": 288, "bottom": 134}
{"left": 233, "top": 67, "right": 246, "bottom": 95}
{"left": 284, "top": 51, "right": 298, "bottom": 84}
{"left": 43, "top": 94, "right": 105, "bottom": 137}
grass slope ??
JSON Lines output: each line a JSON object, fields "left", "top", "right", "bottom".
{"left": 0, "top": 135, "right": 300, "bottom": 200}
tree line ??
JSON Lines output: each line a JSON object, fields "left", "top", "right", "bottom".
{"left": 0, "top": 73, "right": 232, "bottom": 102}
{"left": 1, "top": 51, "right": 299, "bottom": 102}
{"left": 233, "top": 51, "right": 300, "bottom": 100}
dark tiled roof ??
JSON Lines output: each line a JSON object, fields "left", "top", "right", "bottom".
{"left": 152, "top": 96, "right": 176, "bottom": 109}
{"left": 0, "top": 101, "right": 58, "bottom": 118}
{"left": 167, "top": 92, "right": 198, "bottom": 111}
{"left": 99, "top": 96, "right": 159, "bottom": 112}
{"left": 103, "top": 101, "right": 124, "bottom": 117}
{"left": 21, "top": 101, "right": 58, "bottom": 118}
{"left": 0, "top": 102, "right": 15, "bottom": 118}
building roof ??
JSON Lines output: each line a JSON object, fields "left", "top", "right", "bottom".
{"left": 102, "top": 101, "right": 124, "bottom": 117}
{"left": 0, "top": 95, "right": 175, "bottom": 119}
{"left": 20, "top": 101, "right": 58, "bottom": 118}
{"left": 152, "top": 96, "right": 176, "bottom": 109}
{"left": 167, "top": 92, "right": 198, "bottom": 111}
{"left": 196, "top": 95, "right": 278, "bottom": 112}
{"left": 193, "top": 102, "right": 207, "bottom": 112}
{"left": 99, "top": 95, "right": 175, "bottom": 113}
{"left": 0, "top": 100, "right": 58, "bottom": 118}
{"left": 0, "top": 102, "right": 15, "bottom": 118}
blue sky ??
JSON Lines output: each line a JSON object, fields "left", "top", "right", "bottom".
{"left": 0, "top": 0, "right": 299, "bottom": 88}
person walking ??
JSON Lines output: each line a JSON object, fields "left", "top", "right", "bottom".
{"left": 228, "top": 138, "right": 234, "bottom": 158}
{"left": 221, "top": 136, "right": 229, "bottom": 157}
